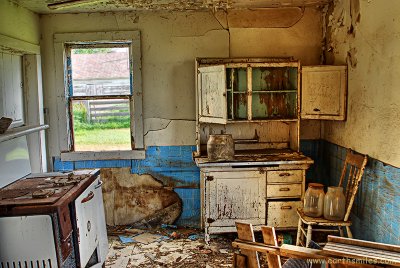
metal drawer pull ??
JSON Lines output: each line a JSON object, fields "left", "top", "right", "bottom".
{"left": 281, "top": 206, "right": 292, "bottom": 210}
{"left": 279, "top": 172, "right": 291, "bottom": 177}
{"left": 94, "top": 180, "right": 103, "bottom": 189}
{"left": 81, "top": 191, "right": 94, "bottom": 203}
{"left": 279, "top": 187, "right": 290, "bottom": 191}
{"left": 313, "top": 108, "right": 321, "bottom": 112}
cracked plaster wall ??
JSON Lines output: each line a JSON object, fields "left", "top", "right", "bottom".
{"left": 40, "top": 8, "right": 324, "bottom": 155}
{"left": 41, "top": 9, "right": 324, "bottom": 226}
{"left": 323, "top": 0, "right": 400, "bottom": 167}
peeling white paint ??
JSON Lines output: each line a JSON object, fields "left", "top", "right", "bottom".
{"left": 324, "top": 0, "right": 400, "bottom": 167}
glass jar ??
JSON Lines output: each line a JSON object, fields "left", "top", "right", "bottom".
{"left": 207, "top": 134, "right": 234, "bottom": 161}
{"left": 304, "top": 183, "right": 325, "bottom": 217}
{"left": 324, "top": 186, "right": 346, "bottom": 221}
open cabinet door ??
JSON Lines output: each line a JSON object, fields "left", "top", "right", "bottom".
{"left": 301, "top": 65, "right": 347, "bottom": 120}
{"left": 197, "top": 65, "right": 227, "bottom": 124}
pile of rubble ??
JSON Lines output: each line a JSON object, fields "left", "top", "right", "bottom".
{"left": 105, "top": 225, "right": 235, "bottom": 268}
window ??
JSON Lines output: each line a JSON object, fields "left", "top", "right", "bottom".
{"left": 67, "top": 44, "right": 132, "bottom": 151}
{"left": 54, "top": 31, "right": 144, "bottom": 160}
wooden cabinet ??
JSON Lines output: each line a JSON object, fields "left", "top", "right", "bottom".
{"left": 198, "top": 162, "right": 312, "bottom": 243}
{"left": 202, "top": 170, "right": 266, "bottom": 228}
{"left": 197, "top": 59, "right": 300, "bottom": 123}
{"left": 301, "top": 65, "right": 347, "bottom": 120}
{"left": 194, "top": 58, "right": 315, "bottom": 243}
{"left": 196, "top": 59, "right": 347, "bottom": 123}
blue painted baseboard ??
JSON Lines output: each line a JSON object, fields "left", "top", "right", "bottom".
{"left": 321, "top": 141, "right": 400, "bottom": 245}
{"left": 53, "top": 145, "right": 201, "bottom": 227}
{"left": 54, "top": 142, "right": 400, "bottom": 243}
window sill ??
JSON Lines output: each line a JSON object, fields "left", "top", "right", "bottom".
{"left": 60, "top": 150, "right": 145, "bottom": 161}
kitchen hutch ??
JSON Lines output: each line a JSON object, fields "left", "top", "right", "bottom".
{"left": 194, "top": 58, "right": 346, "bottom": 242}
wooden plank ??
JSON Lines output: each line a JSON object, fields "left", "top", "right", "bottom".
{"left": 232, "top": 239, "right": 326, "bottom": 259}
{"left": 232, "top": 239, "right": 280, "bottom": 254}
{"left": 235, "top": 222, "right": 260, "bottom": 268}
{"left": 327, "top": 236, "right": 400, "bottom": 253}
{"left": 323, "top": 247, "right": 400, "bottom": 266}
{"left": 261, "top": 226, "right": 282, "bottom": 268}
{"left": 324, "top": 243, "right": 400, "bottom": 260}
{"left": 323, "top": 244, "right": 400, "bottom": 266}
{"left": 233, "top": 253, "right": 247, "bottom": 268}
{"left": 280, "top": 244, "right": 326, "bottom": 259}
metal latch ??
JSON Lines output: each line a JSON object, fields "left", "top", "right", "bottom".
{"left": 206, "top": 176, "right": 214, "bottom": 181}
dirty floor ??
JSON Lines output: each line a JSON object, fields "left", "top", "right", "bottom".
{"left": 105, "top": 226, "right": 236, "bottom": 268}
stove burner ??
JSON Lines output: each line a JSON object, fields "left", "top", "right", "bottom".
{"left": 32, "top": 189, "right": 55, "bottom": 199}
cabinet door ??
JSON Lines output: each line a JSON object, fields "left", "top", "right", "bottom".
{"left": 301, "top": 66, "right": 347, "bottom": 120}
{"left": 205, "top": 170, "right": 266, "bottom": 227}
{"left": 0, "top": 53, "right": 24, "bottom": 127}
{"left": 197, "top": 65, "right": 227, "bottom": 124}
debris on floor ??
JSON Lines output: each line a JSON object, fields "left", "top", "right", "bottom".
{"left": 105, "top": 225, "right": 235, "bottom": 268}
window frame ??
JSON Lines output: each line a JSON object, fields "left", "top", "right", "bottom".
{"left": 54, "top": 31, "right": 144, "bottom": 161}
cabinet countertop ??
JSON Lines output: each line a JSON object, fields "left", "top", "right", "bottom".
{"left": 195, "top": 152, "right": 313, "bottom": 168}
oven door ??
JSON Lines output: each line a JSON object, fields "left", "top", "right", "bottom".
{"left": 74, "top": 176, "right": 108, "bottom": 267}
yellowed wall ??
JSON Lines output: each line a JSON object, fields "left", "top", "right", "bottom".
{"left": 0, "top": 1, "right": 40, "bottom": 45}
{"left": 39, "top": 9, "right": 323, "bottom": 156}
{"left": 323, "top": 0, "right": 400, "bottom": 167}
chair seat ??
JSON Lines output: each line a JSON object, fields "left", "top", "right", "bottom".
{"left": 297, "top": 208, "right": 352, "bottom": 226}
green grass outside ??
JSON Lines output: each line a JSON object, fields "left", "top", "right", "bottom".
{"left": 72, "top": 102, "right": 131, "bottom": 151}
{"left": 74, "top": 128, "right": 131, "bottom": 151}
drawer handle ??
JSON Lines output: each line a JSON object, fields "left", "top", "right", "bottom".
{"left": 94, "top": 180, "right": 103, "bottom": 189}
{"left": 279, "top": 172, "right": 291, "bottom": 177}
{"left": 279, "top": 187, "right": 290, "bottom": 191}
{"left": 81, "top": 191, "right": 94, "bottom": 203}
{"left": 313, "top": 108, "right": 320, "bottom": 112}
{"left": 281, "top": 206, "right": 292, "bottom": 210}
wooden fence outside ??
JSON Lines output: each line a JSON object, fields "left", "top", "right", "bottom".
{"left": 82, "top": 99, "right": 130, "bottom": 122}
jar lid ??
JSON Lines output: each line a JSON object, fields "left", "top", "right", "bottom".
{"left": 308, "top": 183, "right": 324, "bottom": 188}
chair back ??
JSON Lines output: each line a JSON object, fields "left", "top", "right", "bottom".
{"left": 338, "top": 149, "right": 368, "bottom": 221}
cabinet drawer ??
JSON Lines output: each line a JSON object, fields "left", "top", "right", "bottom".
{"left": 267, "top": 170, "right": 303, "bottom": 183}
{"left": 267, "top": 201, "right": 302, "bottom": 228}
{"left": 267, "top": 183, "right": 302, "bottom": 198}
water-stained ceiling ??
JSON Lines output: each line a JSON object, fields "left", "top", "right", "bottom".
{"left": 12, "top": 0, "right": 332, "bottom": 14}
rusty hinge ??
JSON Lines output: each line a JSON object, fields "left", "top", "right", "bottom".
{"left": 207, "top": 218, "right": 215, "bottom": 223}
{"left": 206, "top": 176, "right": 214, "bottom": 181}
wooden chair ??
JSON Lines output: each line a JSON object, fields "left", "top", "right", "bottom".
{"left": 296, "top": 149, "right": 368, "bottom": 248}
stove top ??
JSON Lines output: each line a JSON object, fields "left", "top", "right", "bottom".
{"left": 0, "top": 171, "right": 93, "bottom": 207}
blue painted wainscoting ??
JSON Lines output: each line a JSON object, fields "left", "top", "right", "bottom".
{"left": 302, "top": 140, "right": 400, "bottom": 245}
{"left": 54, "top": 142, "right": 400, "bottom": 244}
{"left": 54, "top": 145, "right": 200, "bottom": 227}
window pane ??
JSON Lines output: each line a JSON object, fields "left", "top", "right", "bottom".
{"left": 70, "top": 47, "right": 131, "bottom": 96}
{"left": 72, "top": 99, "right": 131, "bottom": 151}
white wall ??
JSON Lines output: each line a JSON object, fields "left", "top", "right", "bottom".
{"left": 323, "top": 0, "right": 400, "bottom": 167}
{"left": 40, "top": 8, "right": 323, "bottom": 158}
{"left": 0, "top": 1, "right": 40, "bottom": 46}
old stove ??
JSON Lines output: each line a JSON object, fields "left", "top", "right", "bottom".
{"left": 0, "top": 137, "right": 108, "bottom": 267}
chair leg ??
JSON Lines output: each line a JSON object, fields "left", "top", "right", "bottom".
{"left": 296, "top": 218, "right": 302, "bottom": 246}
{"left": 346, "top": 226, "right": 353, "bottom": 238}
{"left": 339, "top": 226, "right": 344, "bottom": 237}
{"left": 306, "top": 225, "right": 312, "bottom": 248}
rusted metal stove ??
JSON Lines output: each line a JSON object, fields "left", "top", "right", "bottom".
{"left": 0, "top": 169, "right": 108, "bottom": 268}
